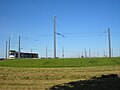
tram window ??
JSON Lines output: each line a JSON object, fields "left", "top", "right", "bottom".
{"left": 10, "top": 53, "right": 15, "bottom": 55}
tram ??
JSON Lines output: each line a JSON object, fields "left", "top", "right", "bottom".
{"left": 9, "top": 50, "right": 38, "bottom": 59}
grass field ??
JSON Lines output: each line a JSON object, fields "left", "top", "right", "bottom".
{"left": 0, "top": 58, "right": 120, "bottom": 90}
{"left": 0, "top": 57, "right": 120, "bottom": 68}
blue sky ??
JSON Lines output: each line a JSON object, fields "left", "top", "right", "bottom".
{"left": 0, "top": 0, "right": 120, "bottom": 58}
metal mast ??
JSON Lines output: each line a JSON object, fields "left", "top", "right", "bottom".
{"left": 6, "top": 41, "right": 8, "bottom": 59}
{"left": 8, "top": 37, "right": 10, "bottom": 58}
{"left": 97, "top": 51, "right": 99, "bottom": 57}
{"left": 46, "top": 45, "right": 47, "bottom": 58}
{"left": 89, "top": 48, "right": 91, "bottom": 58}
{"left": 18, "top": 35, "right": 20, "bottom": 59}
{"left": 54, "top": 16, "right": 56, "bottom": 58}
{"left": 85, "top": 48, "right": 87, "bottom": 58}
{"left": 103, "top": 50, "right": 105, "bottom": 57}
{"left": 62, "top": 47, "right": 64, "bottom": 58}
{"left": 108, "top": 28, "right": 111, "bottom": 58}
{"left": 112, "top": 48, "right": 113, "bottom": 57}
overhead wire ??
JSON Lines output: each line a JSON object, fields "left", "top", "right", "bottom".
{"left": 19, "top": 31, "right": 120, "bottom": 41}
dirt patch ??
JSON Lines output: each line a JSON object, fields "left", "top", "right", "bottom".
{"left": 49, "top": 74, "right": 120, "bottom": 90}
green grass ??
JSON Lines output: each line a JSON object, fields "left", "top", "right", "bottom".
{"left": 0, "top": 57, "right": 120, "bottom": 68}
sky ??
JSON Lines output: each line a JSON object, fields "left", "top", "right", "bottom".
{"left": 0, "top": 0, "right": 120, "bottom": 58}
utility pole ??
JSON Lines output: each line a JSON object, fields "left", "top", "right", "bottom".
{"left": 62, "top": 47, "right": 64, "bottom": 58}
{"left": 46, "top": 45, "right": 47, "bottom": 58}
{"left": 97, "top": 51, "right": 99, "bottom": 57}
{"left": 81, "top": 51, "right": 83, "bottom": 58}
{"left": 112, "top": 48, "right": 113, "bottom": 57}
{"left": 103, "top": 50, "right": 105, "bottom": 57}
{"left": 89, "top": 48, "right": 91, "bottom": 58}
{"left": 8, "top": 37, "right": 10, "bottom": 58}
{"left": 93, "top": 53, "right": 94, "bottom": 58}
{"left": 85, "top": 48, "right": 87, "bottom": 58}
{"left": 6, "top": 41, "right": 8, "bottom": 59}
{"left": 18, "top": 35, "right": 20, "bottom": 59}
{"left": 108, "top": 28, "right": 111, "bottom": 58}
{"left": 54, "top": 16, "right": 57, "bottom": 58}
{"left": 79, "top": 52, "right": 81, "bottom": 58}
{"left": 31, "top": 49, "right": 32, "bottom": 53}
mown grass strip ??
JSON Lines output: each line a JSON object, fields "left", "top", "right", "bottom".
{"left": 0, "top": 57, "right": 120, "bottom": 68}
